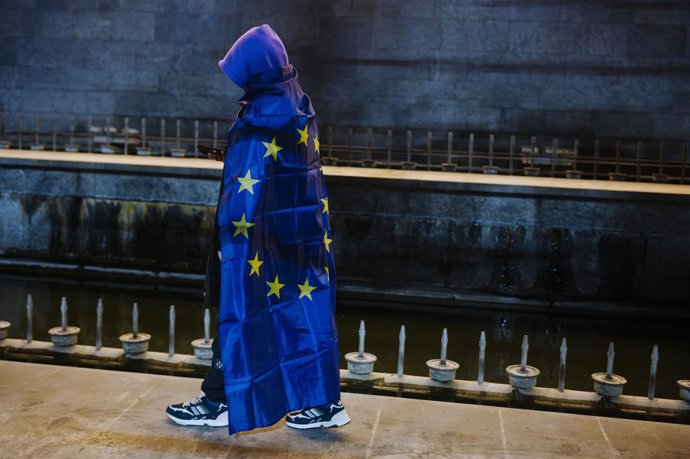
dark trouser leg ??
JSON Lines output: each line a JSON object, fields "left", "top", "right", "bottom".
{"left": 201, "top": 336, "right": 226, "bottom": 403}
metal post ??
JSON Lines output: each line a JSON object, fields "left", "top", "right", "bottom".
{"left": 658, "top": 142, "right": 665, "bottom": 175}
{"left": 440, "top": 328, "right": 448, "bottom": 365}
{"left": 509, "top": 135, "right": 515, "bottom": 175}
{"left": 397, "top": 324, "right": 405, "bottom": 378}
{"left": 212, "top": 120, "right": 218, "bottom": 148}
{"left": 550, "top": 138, "right": 558, "bottom": 177}
{"left": 17, "top": 113, "right": 23, "bottom": 150}
{"left": 194, "top": 120, "right": 199, "bottom": 156}
{"left": 488, "top": 134, "right": 495, "bottom": 168}
{"left": 357, "top": 320, "right": 365, "bottom": 358}
{"left": 168, "top": 305, "right": 175, "bottom": 357}
{"left": 204, "top": 308, "right": 211, "bottom": 344}
{"left": 69, "top": 116, "right": 75, "bottom": 145}
{"left": 606, "top": 341, "right": 615, "bottom": 380}
{"left": 468, "top": 133, "right": 474, "bottom": 172}
{"left": 386, "top": 129, "right": 392, "bottom": 166}
{"left": 681, "top": 143, "right": 688, "bottom": 184}
{"left": 593, "top": 139, "right": 600, "bottom": 179}
{"left": 530, "top": 136, "right": 537, "bottom": 168}
{"left": 427, "top": 131, "right": 432, "bottom": 169}
{"left": 347, "top": 127, "right": 353, "bottom": 165}
{"left": 558, "top": 337, "right": 567, "bottom": 392}
{"left": 160, "top": 118, "right": 166, "bottom": 155}
{"left": 614, "top": 141, "right": 622, "bottom": 174}
{"left": 366, "top": 128, "right": 372, "bottom": 162}
{"left": 105, "top": 116, "right": 111, "bottom": 147}
{"left": 520, "top": 334, "right": 529, "bottom": 371}
{"left": 25, "top": 294, "right": 33, "bottom": 343}
{"left": 648, "top": 344, "right": 659, "bottom": 400}
{"left": 328, "top": 126, "right": 333, "bottom": 157}
{"left": 406, "top": 130, "right": 412, "bottom": 163}
{"left": 636, "top": 141, "right": 643, "bottom": 180}
{"left": 60, "top": 296, "right": 68, "bottom": 331}
{"left": 132, "top": 302, "right": 139, "bottom": 339}
{"left": 478, "top": 331, "right": 486, "bottom": 385}
{"left": 141, "top": 117, "right": 147, "bottom": 148}
{"left": 447, "top": 131, "right": 453, "bottom": 164}
{"left": 123, "top": 117, "right": 129, "bottom": 155}
{"left": 572, "top": 139, "right": 579, "bottom": 172}
{"left": 87, "top": 115, "right": 92, "bottom": 152}
{"left": 176, "top": 119, "right": 181, "bottom": 149}
{"left": 52, "top": 113, "right": 57, "bottom": 151}
{"left": 96, "top": 298, "right": 103, "bottom": 351}
{"left": 34, "top": 113, "right": 40, "bottom": 146}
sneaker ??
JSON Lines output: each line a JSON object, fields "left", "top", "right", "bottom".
{"left": 166, "top": 393, "right": 228, "bottom": 427}
{"left": 285, "top": 399, "right": 350, "bottom": 429}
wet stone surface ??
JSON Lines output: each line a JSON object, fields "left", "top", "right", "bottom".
{"left": 1, "top": 360, "right": 689, "bottom": 458}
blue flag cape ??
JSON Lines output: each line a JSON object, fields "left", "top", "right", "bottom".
{"left": 216, "top": 25, "right": 341, "bottom": 435}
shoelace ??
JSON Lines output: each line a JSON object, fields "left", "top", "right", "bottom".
{"left": 182, "top": 396, "right": 203, "bottom": 408}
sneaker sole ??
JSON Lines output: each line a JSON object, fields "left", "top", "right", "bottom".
{"left": 166, "top": 410, "right": 228, "bottom": 427}
{"left": 285, "top": 409, "right": 351, "bottom": 430}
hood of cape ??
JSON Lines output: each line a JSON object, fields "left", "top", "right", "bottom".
{"left": 218, "top": 24, "right": 314, "bottom": 129}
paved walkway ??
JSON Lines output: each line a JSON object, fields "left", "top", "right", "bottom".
{"left": 1, "top": 361, "right": 689, "bottom": 458}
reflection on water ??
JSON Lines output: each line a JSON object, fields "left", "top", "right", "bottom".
{"left": 1, "top": 274, "right": 688, "bottom": 399}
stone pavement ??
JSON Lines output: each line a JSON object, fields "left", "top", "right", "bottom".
{"left": 1, "top": 360, "right": 689, "bottom": 458}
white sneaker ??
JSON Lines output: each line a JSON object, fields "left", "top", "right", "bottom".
{"left": 285, "top": 399, "right": 350, "bottom": 429}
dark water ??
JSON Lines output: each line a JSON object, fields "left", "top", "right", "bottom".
{"left": 1, "top": 274, "right": 688, "bottom": 399}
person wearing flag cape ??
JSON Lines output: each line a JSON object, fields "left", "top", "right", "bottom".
{"left": 166, "top": 25, "right": 349, "bottom": 434}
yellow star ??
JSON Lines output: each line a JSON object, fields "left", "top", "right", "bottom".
{"left": 262, "top": 136, "right": 283, "bottom": 160}
{"left": 313, "top": 135, "right": 320, "bottom": 153}
{"left": 247, "top": 252, "right": 263, "bottom": 277}
{"left": 321, "top": 197, "right": 329, "bottom": 214}
{"left": 266, "top": 275, "right": 285, "bottom": 298}
{"left": 323, "top": 231, "right": 332, "bottom": 253}
{"left": 297, "top": 127, "right": 309, "bottom": 146}
{"left": 237, "top": 170, "right": 260, "bottom": 195}
{"left": 231, "top": 213, "right": 254, "bottom": 238}
{"left": 297, "top": 277, "right": 317, "bottom": 300}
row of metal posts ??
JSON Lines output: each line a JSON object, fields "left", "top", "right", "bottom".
{"left": 12, "top": 294, "right": 212, "bottom": 359}
{"left": 1, "top": 295, "right": 688, "bottom": 402}
{"left": 347, "top": 320, "right": 688, "bottom": 402}
{"left": 2, "top": 112, "right": 687, "bottom": 183}
{"left": 316, "top": 126, "right": 688, "bottom": 183}
{"left": 0, "top": 113, "right": 221, "bottom": 158}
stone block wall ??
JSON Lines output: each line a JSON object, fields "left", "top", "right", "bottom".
{"left": 1, "top": 0, "right": 689, "bottom": 141}
{"left": 1, "top": 154, "right": 689, "bottom": 308}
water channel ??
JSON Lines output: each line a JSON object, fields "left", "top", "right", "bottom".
{"left": 1, "top": 273, "right": 688, "bottom": 400}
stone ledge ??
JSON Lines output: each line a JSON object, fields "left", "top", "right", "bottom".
{"left": 2, "top": 149, "right": 689, "bottom": 201}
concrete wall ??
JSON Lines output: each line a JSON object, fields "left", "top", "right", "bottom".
{"left": 1, "top": 153, "right": 689, "bottom": 311}
{"left": 1, "top": 1, "right": 689, "bottom": 141}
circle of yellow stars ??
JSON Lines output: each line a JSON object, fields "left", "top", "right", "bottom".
{"left": 230, "top": 125, "right": 332, "bottom": 301}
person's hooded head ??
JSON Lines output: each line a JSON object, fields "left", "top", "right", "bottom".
{"left": 218, "top": 24, "right": 290, "bottom": 89}
{"left": 218, "top": 25, "right": 315, "bottom": 124}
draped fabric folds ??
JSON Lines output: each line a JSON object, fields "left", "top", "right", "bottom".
{"left": 215, "top": 25, "right": 341, "bottom": 435}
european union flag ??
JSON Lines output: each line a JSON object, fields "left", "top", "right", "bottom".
{"left": 216, "top": 25, "right": 341, "bottom": 434}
